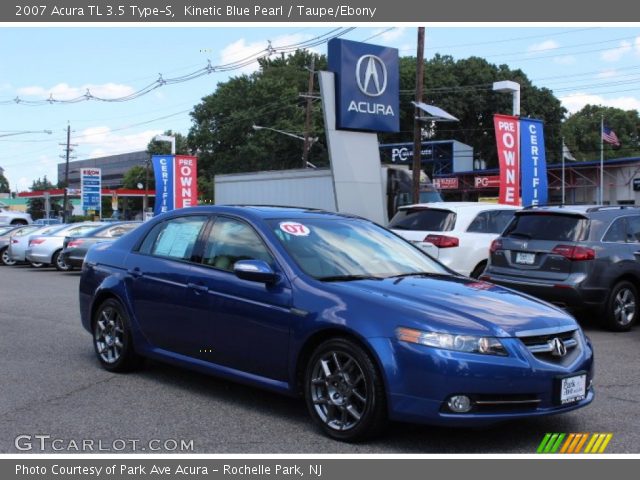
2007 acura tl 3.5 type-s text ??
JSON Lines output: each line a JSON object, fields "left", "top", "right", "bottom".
{"left": 79, "top": 206, "right": 594, "bottom": 441}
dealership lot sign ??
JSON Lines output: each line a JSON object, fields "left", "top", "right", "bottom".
{"left": 80, "top": 168, "right": 101, "bottom": 213}
{"left": 328, "top": 38, "right": 399, "bottom": 132}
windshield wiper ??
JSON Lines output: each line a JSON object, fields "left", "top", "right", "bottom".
{"left": 317, "top": 274, "right": 384, "bottom": 282}
{"left": 386, "top": 272, "right": 450, "bottom": 284}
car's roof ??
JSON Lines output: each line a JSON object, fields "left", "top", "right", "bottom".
{"left": 167, "top": 205, "right": 360, "bottom": 221}
{"left": 518, "top": 205, "right": 640, "bottom": 216}
{"left": 399, "top": 202, "right": 519, "bottom": 212}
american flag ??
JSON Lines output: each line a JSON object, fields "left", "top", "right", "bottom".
{"left": 602, "top": 126, "right": 620, "bottom": 147}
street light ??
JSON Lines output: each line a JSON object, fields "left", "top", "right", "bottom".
{"left": 252, "top": 125, "right": 318, "bottom": 168}
{"left": 492, "top": 80, "right": 521, "bottom": 117}
{"left": 154, "top": 134, "right": 176, "bottom": 155}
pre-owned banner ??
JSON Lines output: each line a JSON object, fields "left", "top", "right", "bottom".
{"left": 494, "top": 114, "right": 520, "bottom": 206}
{"left": 152, "top": 155, "right": 175, "bottom": 215}
{"left": 174, "top": 155, "right": 198, "bottom": 209}
{"left": 520, "top": 118, "right": 548, "bottom": 206}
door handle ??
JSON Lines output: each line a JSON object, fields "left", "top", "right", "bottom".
{"left": 128, "top": 267, "right": 142, "bottom": 278}
{"left": 187, "top": 282, "right": 209, "bottom": 294}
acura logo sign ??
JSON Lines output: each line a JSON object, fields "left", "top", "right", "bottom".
{"left": 356, "top": 55, "right": 387, "bottom": 97}
{"left": 549, "top": 337, "right": 568, "bottom": 357}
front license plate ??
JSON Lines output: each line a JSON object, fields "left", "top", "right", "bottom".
{"left": 515, "top": 252, "right": 535, "bottom": 265}
{"left": 559, "top": 374, "right": 587, "bottom": 404}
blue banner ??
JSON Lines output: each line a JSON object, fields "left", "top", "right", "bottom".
{"left": 328, "top": 38, "right": 399, "bottom": 133}
{"left": 520, "top": 118, "right": 548, "bottom": 206}
{"left": 152, "top": 155, "right": 174, "bottom": 215}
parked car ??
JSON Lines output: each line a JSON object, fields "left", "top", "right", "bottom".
{"left": 26, "top": 222, "right": 102, "bottom": 271}
{"left": 34, "top": 218, "right": 62, "bottom": 226}
{"left": 0, "top": 224, "right": 42, "bottom": 266}
{"left": 80, "top": 206, "right": 593, "bottom": 441}
{"left": 389, "top": 202, "right": 519, "bottom": 278}
{"left": 61, "top": 221, "right": 142, "bottom": 269}
{"left": 7, "top": 224, "right": 67, "bottom": 267}
{"left": 0, "top": 203, "right": 32, "bottom": 225}
{"left": 482, "top": 205, "right": 640, "bottom": 332}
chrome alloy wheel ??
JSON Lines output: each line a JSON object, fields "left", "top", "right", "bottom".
{"left": 309, "top": 351, "right": 368, "bottom": 432}
{"left": 613, "top": 287, "right": 636, "bottom": 327}
{"left": 94, "top": 306, "right": 125, "bottom": 364}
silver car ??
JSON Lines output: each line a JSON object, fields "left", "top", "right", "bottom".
{"left": 0, "top": 225, "right": 41, "bottom": 266}
{"left": 25, "top": 223, "right": 102, "bottom": 271}
{"left": 8, "top": 224, "right": 66, "bottom": 267}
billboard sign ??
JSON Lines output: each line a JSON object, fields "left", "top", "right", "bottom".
{"left": 474, "top": 175, "right": 501, "bottom": 189}
{"left": 493, "top": 114, "right": 520, "bottom": 206}
{"left": 433, "top": 177, "right": 459, "bottom": 189}
{"left": 520, "top": 118, "right": 548, "bottom": 206}
{"left": 328, "top": 38, "right": 399, "bottom": 132}
{"left": 152, "top": 155, "right": 198, "bottom": 215}
{"left": 80, "top": 168, "right": 101, "bottom": 212}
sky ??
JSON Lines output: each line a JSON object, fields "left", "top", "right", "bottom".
{"left": 0, "top": 25, "right": 639, "bottom": 192}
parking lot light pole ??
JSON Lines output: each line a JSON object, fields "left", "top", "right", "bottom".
{"left": 252, "top": 125, "right": 318, "bottom": 168}
{"left": 154, "top": 134, "right": 176, "bottom": 155}
{"left": 492, "top": 80, "right": 521, "bottom": 117}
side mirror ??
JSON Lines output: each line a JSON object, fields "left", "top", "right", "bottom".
{"left": 234, "top": 260, "right": 278, "bottom": 284}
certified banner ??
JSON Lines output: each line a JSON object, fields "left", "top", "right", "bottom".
{"left": 520, "top": 118, "right": 548, "bottom": 206}
{"left": 494, "top": 114, "right": 520, "bottom": 206}
{"left": 174, "top": 155, "right": 198, "bottom": 209}
{"left": 152, "top": 155, "right": 175, "bottom": 215}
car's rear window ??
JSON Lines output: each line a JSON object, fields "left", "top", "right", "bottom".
{"left": 388, "top": 208, "right": 456, "bottom": 232}
{"left": 503, "top": 213, "right": 589, "bottom": 241}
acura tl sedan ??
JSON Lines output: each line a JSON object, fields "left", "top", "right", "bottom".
{"left": 79, "top": 206, "right": 594, "bottom": 441}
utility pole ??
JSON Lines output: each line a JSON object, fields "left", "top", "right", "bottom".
{"left": 60, "top": 123, "right": 76, "bottom": 222}
{"left": 412, "top": 27, "right": 426, "bottom": 204}
{"left": 302, "top": 57, "right": 316, "bottom": 169}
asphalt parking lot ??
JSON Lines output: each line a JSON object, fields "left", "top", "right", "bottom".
{"left": 1, "top": 264, "right": 639, "bottom": 453}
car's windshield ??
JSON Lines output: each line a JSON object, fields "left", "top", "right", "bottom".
{"left": 268, "top": 218, "right": 449, "bottom": 280}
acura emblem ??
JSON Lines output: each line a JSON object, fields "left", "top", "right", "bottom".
{"left": 549, "top": 337, "right": 567, "bottom": 357}
{"left": 355, "top": 55, "right": 388, "bottom": 97}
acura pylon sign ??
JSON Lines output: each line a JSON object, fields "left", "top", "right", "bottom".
{"left": 328, "top": 38, "right": 399, "bottom": 132}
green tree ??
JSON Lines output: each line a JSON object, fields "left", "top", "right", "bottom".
{"left": 146, "top": 130, "right": 190, "bottom": 156}
{"left": 26, "top": 176, "right": 62, "bottom": 220}
{"left": 561, "top": 105, "right": 640, "bottom": 161}
{"left": 0, "top": 172, "right": 10, "bottom": 193}
{"left": 122, "top": 165, "right": 155, "bottom": 190}
{"left": 187, "top": 50, "right": 329, "bottom": 177}
{"left": 384, "top": 54, "right": 566, "bottom": 168}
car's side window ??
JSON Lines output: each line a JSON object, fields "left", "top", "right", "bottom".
{"left": 139, "top": 216, "right": 207, "bottom": 261}
{"left": 467, "top": 210, "right": 515, "bottom": 234}
{"left": 625, "top": 216, "right": 640, "bottom": 243}
{"left": 202, "top": 217, "right": 274, "bottom": 272}
{"left": 603, "top": 218, "right": 628, "bottom": 242}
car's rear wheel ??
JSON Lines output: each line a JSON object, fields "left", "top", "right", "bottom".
{"left": 304, "top": 338, "right": 387, "bottom": 442}
{"left": 92, "top": 298, "right": 142, "bottom": 372}
{"left": 470, "top": 261, "right": 487, "bottom": 279}
{"left": 0, "top": 247, "right": 16, "bottom": 266}
{"left": 604, "top": 281, "right": 638, "bottom": 331}
{"left": 53, "top": 249, "right": 72, "bottom": 272}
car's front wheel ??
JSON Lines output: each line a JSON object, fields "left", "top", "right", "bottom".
{"left": 53, "top": 250, "right": 72, "bottom": 272}
{"left": 0, "top": 247, "right": 16, "bottom": 266}
{"left": 92, "top": 298, "right": 142, "bottom": 372}
{"left": 604, "top": 281, "right": 638, "bottom": 331}
{"left": 304, "top": 338, "right": 387, "bottom": 442}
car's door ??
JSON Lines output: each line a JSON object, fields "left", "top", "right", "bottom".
{"left": 185, "top": 215, "right": 294, "bottom": 381}
{"left": 124, "top": 214, "right": 209, "bottom": 352}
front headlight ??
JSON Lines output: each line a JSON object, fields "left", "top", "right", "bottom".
{"left": 396, "top": 327, "right": 508, "bottom": 356}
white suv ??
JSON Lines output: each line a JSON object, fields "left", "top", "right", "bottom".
{"left": 0, "top": 203, "right": 32, "bottom": 225}
{"left": 389, "top": 202, "right": 518, "bottom": 278}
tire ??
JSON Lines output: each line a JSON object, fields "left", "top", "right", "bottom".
{"left": 10, "top": 220, "right": 28, "bottom": 226}
{"left": 0, "top": 247, "right": 17, "bottom": 266}
{"left": 470, "top": 261, "right": 487, "bottom": 279}
{"left": 92, "top": 298, "right": 142, "bottom": 372}
{"left": 603, "top": 281, "right": 638, "bottom": 332}
{"left": 304, "top": 338, "right": 387, "bottom": 442}
{"left": 53, "top": 249, "right": 72, "bottom": 272}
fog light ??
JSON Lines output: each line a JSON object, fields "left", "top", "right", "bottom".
{"left": 447, "top": 395, "right": 472, "bottom": 413}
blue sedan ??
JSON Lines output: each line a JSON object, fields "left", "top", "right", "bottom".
{"left": 79, "top": 206, "right": 593, "bottom": 441}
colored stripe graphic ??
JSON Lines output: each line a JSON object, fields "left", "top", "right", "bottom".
{"left": 538, "top": 433, "right": 613, "bottom": 454}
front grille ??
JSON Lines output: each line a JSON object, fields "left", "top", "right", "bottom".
{"left": 519, "top": 329, "right": 581, "bottom": 366}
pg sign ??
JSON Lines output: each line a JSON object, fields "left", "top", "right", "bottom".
{"left": 328, "top": 38, "right": 399, "bottom": 132}
{"left": 152, "top": 155, "right": 198, "bottom": 216}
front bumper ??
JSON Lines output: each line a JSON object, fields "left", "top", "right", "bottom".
{"left": 25, "top": 249, "right": 52, "bottom": 264}
{"left": 369, "top": 334, "right": 594, "bottom": 426}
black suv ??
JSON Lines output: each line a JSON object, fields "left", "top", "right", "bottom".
{"left": 482, "top": 205, "right": 640, "bottom": 331}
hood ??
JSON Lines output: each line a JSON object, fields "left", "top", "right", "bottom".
{"left": 329, "top": 274, "right": 577, "bottom": 337}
